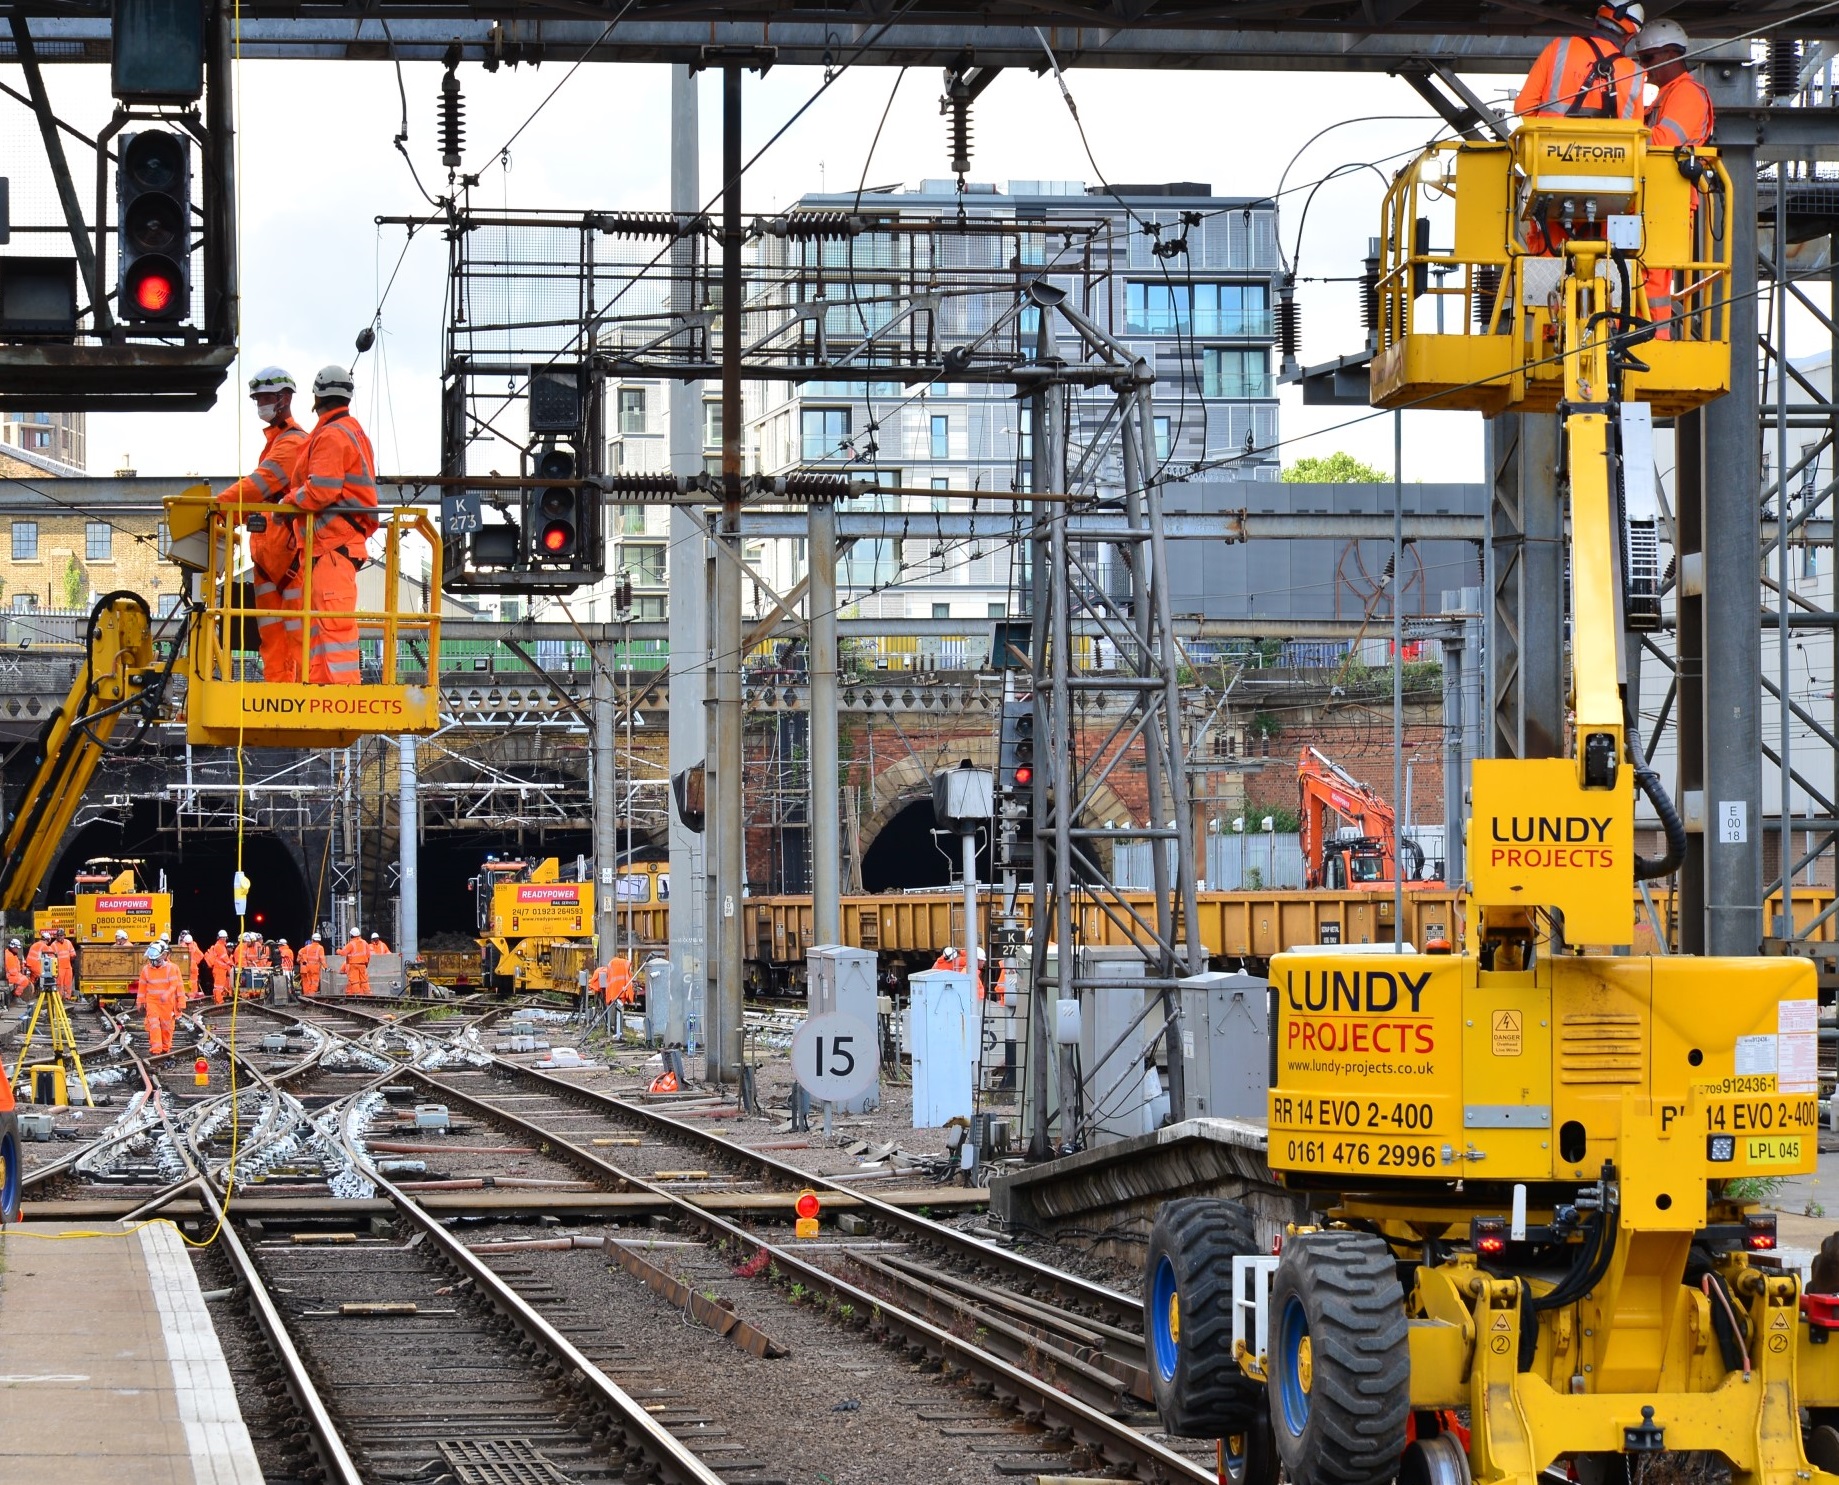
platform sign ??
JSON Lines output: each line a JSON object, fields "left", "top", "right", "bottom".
{"left": 791, "top": 1010, "right": 879, "bottom": 1105}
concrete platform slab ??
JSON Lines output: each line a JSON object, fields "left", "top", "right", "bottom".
{"left": 0, "top": 1221, "right": 262, "bottom": 1485}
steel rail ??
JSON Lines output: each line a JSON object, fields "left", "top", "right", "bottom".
{"left": 459, "top": 1054, "right": 1140, "bottom": 1322}
{"left": 403, "top": 1066, "right": 1206, "bottom": 1483}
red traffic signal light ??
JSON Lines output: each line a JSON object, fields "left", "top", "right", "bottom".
{"left": 1014, "top": 764, "right": 1032, "bottom": 787}
{"left": 126, "top": 262, "right": 178, "bottom": 315}
{"left": 794, "top": 1189, "right": 820, "bottom": 1221}
{"left": 541, "top": 521, "right": 574, "bottom": 554}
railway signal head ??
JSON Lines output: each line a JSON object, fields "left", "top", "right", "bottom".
{"left": 117, "top": 130, "right": 192, "bottom": 324}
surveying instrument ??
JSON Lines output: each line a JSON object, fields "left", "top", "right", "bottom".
{"left": 14, "top": 956, "right": 92, "bottom": 1108}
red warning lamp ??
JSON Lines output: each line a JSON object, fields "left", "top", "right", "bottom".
{"left": 192, "top": 1057, "right": 209, "bottom": 1087}
{"left": 1013, "top": 764, "right": 1033, "bottom": 787}
{"left": 129, "top": 266, "right": 176, "bottom": 314}
{"left": 794, "top": 1189, "right": 821, "bottom": 1221}
{"left": 541, "top": 522, "right": 573, "bottom": 554}
{"left": 1746, "top": 1213, "right": 1778, "bottom": 1251}
{"left": 1470, "top": 1216, "right": 1507, "bottom": 1257}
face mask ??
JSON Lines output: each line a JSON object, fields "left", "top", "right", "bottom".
{"left": 256, "top": 399, "right": 283, "bottom": 425}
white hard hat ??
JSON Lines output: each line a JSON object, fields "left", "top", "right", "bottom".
{"left": 7, "top": 938, "right": 19, "bottom": 949}
{"left": 313, "top": 364, "right": 356, "bottom": 400}
{"left": 976, "top": 947, "right": 987, "bottom": 960}
{"left": 277, "top": 937, "right": 288, "bottom": 945}
{"left": 217, "top": 929, "right": 228, "bottom": 939}
{"left": 114, "top": 930, "right": 129, "bottom": 941}
{"left": 1633, "top": 18, "right": 1687, "bottom": 53}
{"left": 370, "top": 932, "right": 381, "bottom": 940}
{"left": 248, "top": 365, "right": 296, "bottom": 397}
{"left": 145, "top": 944, "right": 162, "bottom": 961}
{"left": 312, "top": 932, "right": 322, "bottom": 942}
{"left": 180, "top": 931, "right": 193, "bottom": 941}
{"left": 349, "top": 928, "right": 362, "bottom": 937}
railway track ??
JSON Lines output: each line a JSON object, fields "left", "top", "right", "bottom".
{"left": 395, "top": 1057, "right": 1202, "bottom": 1480}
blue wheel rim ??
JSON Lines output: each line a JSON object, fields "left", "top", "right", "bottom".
{"left": 0, "top": 1128, "right": 19, "bottom": 1222}
{"left": 1277, "top": 1293, "right": 1311, "bottom": 1438}
{"left": 1151, "top": 1254, "right": 1181, "bottom": 1382}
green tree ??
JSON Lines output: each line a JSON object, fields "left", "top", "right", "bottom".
{"left": 1282, "top": 451, "right": 1388, "bottom": 483}
{"left": 60, "top": 555, "right": 88, "bottom": 610}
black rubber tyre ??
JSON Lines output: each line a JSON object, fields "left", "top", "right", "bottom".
{"left": 1144, "top": 1196, "right": 1265, "bottom": 1439}
{"left": 1222, "top": 1402, "right": 1281, "bottom": 1485}
{"left": 1267, "top": 1230, "right": 1410, "bottom": 1485}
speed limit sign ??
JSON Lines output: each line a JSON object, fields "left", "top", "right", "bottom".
{"left": 791, "top": 1011, "right": 879, "bottom": 1104}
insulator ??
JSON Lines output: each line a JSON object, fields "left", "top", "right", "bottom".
{"left": 1473, "top": 264, "right": 1503, "bottom": 330}
{"left": 439, "top": 69, "right": 465, "bottom": 170}
{"left": 949, "top": 99, "right": 972, "bottom": 176}
{"left": 1360, "top": 255, "right": 1381, "bottom": 335}
{"left": 1771, "top": 38, "right": 1802, "bottom": 99}
{"left": 1275, "top": 281, "right": 1300, "bottom": 365}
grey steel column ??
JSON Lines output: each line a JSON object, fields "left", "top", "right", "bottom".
{"left": 710, "top": 63, "right": 745, "bottom": 1081}
{"left": 1441, "top": 626, "right": 1466, "bottom": 885}
{"left": 1026, "top": 371, "right": 1054, "bottom": 1157}
{"left": 1774, "top": 163, "right": 1794, "bottom": 937}
{"left": 1676, "top": 409, "right": 1705, "bottom": 952}
{"left": 1703, "top": 138, "right": 1763, "bottom": 955}
{"left": 593, "top": 642, "right": 618, "bottom": 963}
{"left": 1489, "top": 412, "right": 1565, "bottom": 760}
{"left": 666, "top": 65, "right": 706, "bottom": 1028}
{"left": 1392, "top": 410, "right": 1406, "bottom": 939}
{"left": 809, "top": 497, "right": 840, "bottom": 945}
{"left": 397, "top": 736, "right": 418, "bottom": 961}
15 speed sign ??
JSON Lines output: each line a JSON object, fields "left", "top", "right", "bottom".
{"left": 791, "top": 1010, "right": 879, "bottom": 1104}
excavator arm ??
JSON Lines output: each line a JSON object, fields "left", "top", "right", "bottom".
{"left": 0, "top": 594, "right": 172, "bottom": 916}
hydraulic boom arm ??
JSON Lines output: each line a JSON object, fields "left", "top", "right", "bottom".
{"left": 0, "top": 594, "right": 169, "bottom": 914}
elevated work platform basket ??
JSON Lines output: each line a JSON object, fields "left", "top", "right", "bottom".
{"left": 165, "top": 490, "right": 443, "bottom": 747}
{"left": 1369, "top": 120, "right": 1732, "bottom": 417}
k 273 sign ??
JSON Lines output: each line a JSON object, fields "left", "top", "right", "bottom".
{"left": 790, "top": 1011, "right": 879, "bottom": 1104}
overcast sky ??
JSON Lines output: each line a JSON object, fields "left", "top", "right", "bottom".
{"left": 11, "top": 57, "right": 1543, "bottom": 484}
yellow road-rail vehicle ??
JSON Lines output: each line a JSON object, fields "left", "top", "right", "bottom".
{"left": 34, "top": 858, "right": 175, "bottom": 999}
{"left": 1140, "top": 120, "right": 1839, "bottom": 1485}
{"left": 475, "top": 856, "right": 596, "bottom": 994}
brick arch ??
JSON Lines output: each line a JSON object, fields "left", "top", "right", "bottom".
{"left": 858, "top": 737, "right": 1133, "bottom": 854}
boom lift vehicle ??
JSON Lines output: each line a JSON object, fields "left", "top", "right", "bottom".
{"left": 0, "top": 490, "right": 441, "bottom": 1204}
{"left": 1141, "top": 120, "right": 1839, "bottom": 1485}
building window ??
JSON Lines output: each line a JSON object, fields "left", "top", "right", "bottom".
{"left": 930, "top": 414, "right": 949, "bottom": 461}
{"left": 932, "top": 602, "right": 951, "bottom": 619}
{"left": 157, "top": 592, "right": 183, "bottom": 618}
{"left": 1154, "top": 417, "right": 1172, "bottom": 462}
{"left": 617, "top": 388, "right": 647, "bottom": 435}
{"left": 11, "top": 521, "right": 37, "bottom": 561}
{"left": 85, "top": 522, "right": 112, "bottom": 562}
{"left": 156, "top": 520, "right": 171, "bottom": 558}
{"left": 636, "top": 595, "right": 666, "bottom": 620}
{"left": 801, "top": 407, "right": 850, "bottom": 462}
{"left": 988, "top": 602, "right": 1007, "bottom": 619}
{"left": 703, "top": 400, "right": 723, "bottom": 450}
{"left": 622, "top": 542, "right": 667, "bottom": 587}
{"left": 30, "top": 430, "right": 50, "bottom": 449}
{"left": 1126, "top": 281, "right": 1270, "bottom": 337}
{"left": 617, "top": 505, "right": 648, "bottom": 536}
{"left": 1203, "top": 348, "right": 1273, "bottom": 399}
{"left": 11, "top": 593, "right": 36, "bottom": 612}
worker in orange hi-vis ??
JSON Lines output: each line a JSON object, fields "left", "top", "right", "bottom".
{"left": 4, "top": 937, "right": 27, "bottom": 1001}
{"left": 277, "top": 366, "right": 379, "bottom": 685}
{"left": 1515, "top": 2, "right": 1645, "bottom": 254}
{"left": 136, "top": 943, "right": 186, "bottom": 1057}
{"left": 24, "top": 930, "right": 52, "bottom": 996}
{"left": 930, "top": 946, "right": 963, "bottom": 974}
{"left": 297, "top": 933, "right": 326, "bottom": 997}
{"left": 176, "top": 931, "right": 204, "bottom": 1000}
{"left": 50, "top": 928, "right": 75, "bottom": 1000}
{"left": 342, "top": 929, "right": 372, "bottom": 996}
{"left": 275, "top": 937, "right": 295, "bottom": 973}
{"left": 1634, "top": 19, "right": 1714, "bottom": 339}
{"left": 205, "top": 929, "right": 233, "bottom": 1005}
{"left": 604, "top": 956, "right": 635, "bottom": 1005}
{"left": 218, "top": 367, "right": 309, "bottom": 682}
{"left": 369, "top": 930, "right": 391, "bottom": 955}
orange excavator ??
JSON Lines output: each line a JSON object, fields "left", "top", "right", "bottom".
{"left": 1297, "top": 745, "right": 1440, "bottom": 890}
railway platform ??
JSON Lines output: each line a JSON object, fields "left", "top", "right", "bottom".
{"left": 0, "top": 1220, "right": 262, "bottom": 1485}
